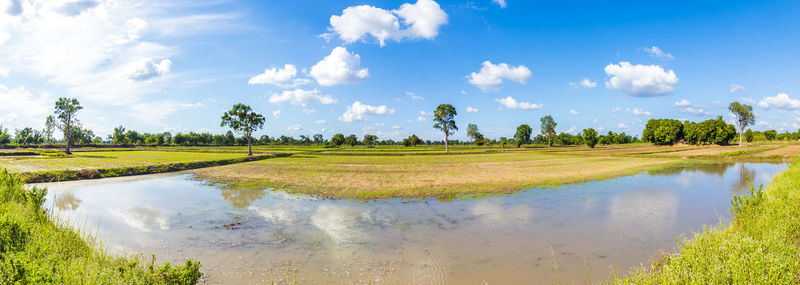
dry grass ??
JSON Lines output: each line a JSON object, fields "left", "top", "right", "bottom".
{"left": 192, "top": 151, "right": 677, "bottom": 199}
{"left": 0, "top": 151, "right": 249, "bottom": 172}
{"left": 758, "top": 144, "right": 800, "bottom": 157}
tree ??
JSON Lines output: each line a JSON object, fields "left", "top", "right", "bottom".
{"left": 403, "top": 134, "right": 421, "bottom": 147}
{"left": 0, "top": 125, "right": 10, "bottom": 145}
{"left": 433, "top": 104, "right": 458, "bottom": 153}
{"left": 363, "top": 134, "right": 378, "bottom": 148}
{"left": 54, "top": 97, "right": 82, "bottom": 154}
{"left": 642, "top": 119, "right": 683, "bottom": 145}
{"left": 344, "top": 134, "right": 358, "bottom": 146}
{"left": 44, "top": 115, "right": 56, "bottom": 144}
{"left": 582, "top": 128, "right": 598, "bottom": 148}
{"left": 112, "top": 126, "right": 127, "bottom": 144}
{"left": 330, "top": 133, "right": 345, "bottom": 147}
{"left": 513, "top": 124, "right": 532, "bottom": 147}
{"left": 764, "top": 130, "right": 777, "bottom": 141}
{"left": 313, "top": 134, "right": 324, "bottom": 144}
{"left": 220, "top": 103, "right": 265, "bottom": 156}
{"left": 744, "top": 129, "right": 754, "bottom": 142}
{"left": 728, "top": 102, "right": 755, "bottom": 146}
{"left": 466, "top": 123, "right": 483, "bottom": 148}
{"left": 540, "top": 115, "right": 557, "bottom": 147}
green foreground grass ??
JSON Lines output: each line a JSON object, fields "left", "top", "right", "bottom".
{"left": 0, "top": 169, "right": 202, "bottom": 284}
{"left": 610, "top": 159, "right": 800, "bottom": 284}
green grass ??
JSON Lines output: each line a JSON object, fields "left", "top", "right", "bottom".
{"left": 0, "top": 151, "right": 255, "bottom": 172}
{"left": 610, "top": 159, "right": 800, "bottom": 284}
{"left": 0, "top": 169, "right": 202, "bottom": 284}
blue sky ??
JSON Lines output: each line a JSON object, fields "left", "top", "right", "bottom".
{"left": 1, "top": 0, "right": 799, "bottom": 141}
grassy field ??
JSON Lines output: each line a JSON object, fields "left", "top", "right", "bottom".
{"left": 609, "top": 158, "right": 800, "bottom": 284}
{"left": 0, "top": 151, "right": 251, "bottom": 172}
{"left": 0, "top": 169, "right": 202, "bottom": 284}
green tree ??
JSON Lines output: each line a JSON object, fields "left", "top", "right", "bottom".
{"left": 513, "top": 124, "right": 532, "bottom": 147}
{"left": 112, "top": 126, "right": 127, "bottom": 144}
{"left": 642, "top": 119, "right": 683, "bottom": 145}
{"left": 344, "top": 134, "right": 358, "bottom": 146}
{"left": 330, "top": 133, "right": 345, "bottom": 147}
{"left": 44, "top": 115, "right": 56, "bottom": 144}
{"left": 728, "top": 102, "right": 755, "bottom": 146}
{"left": 744, "top": 129, "right": 754, "bottom": 142}
{"left": 363, "top": 134, "right": 378, "bottom": 148}
{"left": 582, "top": 128, "right": 598, "bottom": 148}
{"left": 54, "top": 97, "right": 82, "bottom": 154}
{"left": 764, "top": 130, "right": 777, "bottom": 141}
{"left": 540, "top": 115, "right": 557, "bottom": 147}
{"left": 0, "top": 125, "right": 10, "bottom": 145}
{"left": 403, "top": 134, "right": 421, "bottom": 147}
{"left": 220, "top": 103, "right": 265, "bottom": 156}
{"left": 466, "top": 123, "right": 483, "bottom": 148}
{"left": 433, "top": 104, "right": 458, "bottom": 153}
{"left": 313, "top": 134, "right": 324, "bottom": 144}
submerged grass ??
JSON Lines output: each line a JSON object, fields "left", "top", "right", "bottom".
{"left": 610, "top": 158, "right": 800, "bottom": 284}
{"left": 0, "top": 169, "right": 202, "bottom": 284}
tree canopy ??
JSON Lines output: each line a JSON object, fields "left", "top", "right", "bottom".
{"left": 513, "top": 124, "right": 532, "bottom": 147}
{"left": 540, "top": 115, "right": 557, "bottom": 147}
{"left": 54, "top": 97, "right": 82, "bottom": 154}
{"left": 433, "top": 104, "right": 458, "bottom": 152}
{"left": 221, "top": 103, "right": 265, "bottom": 156}
{"left": 728, "top": 102, "right": 755, "bottom": 146}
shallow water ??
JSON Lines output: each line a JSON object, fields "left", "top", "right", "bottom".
{"left": 41, "top": 162, "right": 787, "bottom": 284}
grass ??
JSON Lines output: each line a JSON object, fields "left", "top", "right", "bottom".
{"left": 0, "top": 151, "right": 255, "bottom": 172}
{"left": 609, "top": 158, "right": 800, "bottom": 284}
{"left": 0, "top": 169, "right": 202, "bottom": 284}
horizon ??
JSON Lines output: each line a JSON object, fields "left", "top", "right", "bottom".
{"left": 2, "top": 0, "right": 799, "bottom": 141}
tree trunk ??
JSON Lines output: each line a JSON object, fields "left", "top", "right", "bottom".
{"left": 64, "top": 123, "right": 71, "bottom": 155}
{"left": 445, "top": 132, "right": 449, "bottom": 153}
{"left": 247, "top": 132, "right": 253, "bottom": 156}
{"left": 738, "top": 125, "right": 743, "bottom": 147}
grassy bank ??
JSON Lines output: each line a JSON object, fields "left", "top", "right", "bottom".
{"left": 611, "top": 159, "right": 800, "bottom": 283}
{"left": 18, "top": 154, "right": 287, "bottom": 183}
{"left": 0, "top": 169, "right": 202, "bottom": 284}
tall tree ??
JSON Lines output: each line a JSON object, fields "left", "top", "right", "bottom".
{"left": 433, "top": 104, "right": 458, "bottom": 153}
{"left": 728, "top": 102, "right": 755, "bottom": 146}
{"left": 363, "top": 134, "right": 378, "bottom": 148}
{"left": 540, "top": 115, "right": 557, "bottom": 147}
{"left": 54, "top": 97, "right": 82, "bottom": 154}
{"left": 513, "top": 124, "right": 532, "bottom": 148}
{"left": 44, "top": 115, "right": 56, "bottom": 144}
{"left": 466, "top": 123, "right": 482, "bottom": 147}
{"left": 221, "top": 103, "right": 265, "bottom": 156}
{"left": 0, "top": 125, "right": 10, "bottom": 145}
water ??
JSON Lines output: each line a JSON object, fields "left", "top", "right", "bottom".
{"left": 41, "top": 162, "right": 787, "bottom": 284}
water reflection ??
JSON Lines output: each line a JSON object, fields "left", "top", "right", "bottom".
{"left": 40, "top": 162, "right": 788, "bottom": 284}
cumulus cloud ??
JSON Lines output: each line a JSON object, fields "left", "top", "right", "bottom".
{"left": 758, "top": 93, "right": 800, "bottom": 110}
{"left": 272, "top": 110, "right": 281, "bottom": 118}
{"left": 580, "top": 78, "right": 597, "bottom": 88}
{"left": 643, "top": 46, "right": 674, "bottom": 60}
{"left": 495, "top": 96, "right": 542, "bottom": 110}
{"left": 631, "top": 108, "right": 652, "bottom": 116}
{"left": 310, "top": 47, "right": 369, "bottom": 86}
{"left": 57, "top": 0, "right": 100, "bottom": 16}
{"left": 339, "top": 101, "right": 395, "bottom": 122}
{"left": 673, "top": 99, "right": 691, "bottom": 107}
{"left": 617, "top": 123, "right": 629, "bottom": 129}
{"left": 248, "top": 64, "right": 311, "bottom": 88}
{"left": 0, "top": 66, "right": 9, "bottom": 77}
{"left": 416, "top": 116, "right": 427, "bottom": 122}
{"left": 465, "top": 106, "right": 478, "bottom": 113}
{"left": 611, "top": 107, "right": 622, "bottom": 113}
{"left": 314, "top": 120, "right": 326, "bottom": 124}
{"left": 327, "top": 0, "right": 447, "bottom": 46}
{"left": 0, "top": 85, "right": 52, "bottom": 127}
{"left": 604, "top": 62, "right": 678, "bottom": 96}
{"left": 570, "top": 109, "right": 580, "bottom": 115}
{"left": 286, "top": 124, "right": 301, "bottom": 131}
{"left": 468, "top": 61, "right": 532, "bottom": 91}
{"left": 126, "top": 58, "right": 171, "bottom": 81}
{"left": 679, "top": 107, "right": 710, "bottom": 116}
{"left": 268, "top": 89, "right": 337, "bottom": 106}
{"left": 565, "top": 126, "right": 578, "bottom": 134}
{"left": 493, "top": 0, "right": 507, "bottom": 8}
{"left": 730, "top": 84, "right": 746, "bottom": 93}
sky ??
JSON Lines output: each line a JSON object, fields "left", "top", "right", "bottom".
{"left": 1, "top": 0, "right": 800, "bottom": 141}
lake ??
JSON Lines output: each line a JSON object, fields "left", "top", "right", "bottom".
{"left": 40, "top": 162, "right": 787, "bottom": 284}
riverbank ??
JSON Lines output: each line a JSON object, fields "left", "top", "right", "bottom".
{"left": 0, "top": 169, "right": 202, "bottom": 283}
{"left": 611, "top": 158, "right": 800, "bottom": 283}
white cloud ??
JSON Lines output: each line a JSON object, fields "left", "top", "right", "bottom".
{"left": 406, "top": 91, "right": 424, "bottom": 101}
{"left": 0, "top": 66, "right": 9, "bottom": 77}
{"left": 580, "top": 78, "right": 597, "bottom": 88}
{"left": 643, "top": 46, "right": 674, "bottom": 60}
{"left": 460, "top": 90, "right": 468, "bottom": 95}
{"left": 673, "top": 99, "right": 691, "bottom": 107}
{"left": 327, "top": 0, "right": 447, "bottom": 46}
{"left": 303, "top": 109, "right": 317, "bottom": 114}
{"left": 611, "top": 107, "right": 622, "bottom": 113}
{"left": 570, "top": 109, "right": 580, "bottom": 115}
{"left": 125, "top": 58, "right": 171, "bottom": 81}
{"left": 0, "top": 85, "right": 52, "bottom": 127}
{"left": 248, "top": 64, "right": 311, "bottom": 88}
{"left": 468, "top": 61, "right": 531, "bottom": 91}
{"left": 127, "top": 100, "right": 202, "bottom": 125}
{"left": 314, "top": 120, "right": 326, "bottom": 124}
{"left": 730, "top": 84, "right": 746, "bottom": 93}
{"left": 604, "top": 62, "right": 679, "bottom": 96}
{"left": 268, "top": 89, "right": 337, "bottom": 107}
{"left": 679, "top": 107, "right": 710, "bottom": 116}
{"left": 416, "top": 116, "right": 427, "bottom": 122}
{"left": 495, "top": 96, "right": 542, "bottom": 110}
{"left": 339, "top": 101, "right": 395, "bottom": 122}
{"left": 272, "top": 110, "right": 281, "bottom": 118}
{"left": 565, "top": 126, "right": 578, "bottom": 134}
{"left": 631, "top": 108, "right": 652, "bottom": 116}
{"left": 465, "top": 106, "right": 478, "bottom": 113}
{"left": 758, "top": 93, "right": 800, "bottom": 110}
{"left": 739, "top": 97, "right": 755, "bottom": 104}
{"left": 617, "top": 123, "right": 629, "bottom": 129}
{"left": 287, "top": 124, "right": 301, "bottom": 131}
{"left": 392, "top": 125, "right": 401, "bottom": 129}
{"left": 493, "top": 0, "right": 507, "bottom": 8}
{"left": 310, "top": 47, "right": 369, "bottom": 86}
{"left": 756, "top": 121, "right": 771, "bottom": 128}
